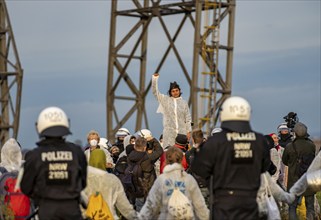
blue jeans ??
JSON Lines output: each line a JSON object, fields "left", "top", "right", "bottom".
{"left": 289, "top": 195, "right": 315, "bottom": 220}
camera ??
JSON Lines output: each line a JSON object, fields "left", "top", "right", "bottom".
{"left": 283, "top": 112, "right": 298, "bottom": 129}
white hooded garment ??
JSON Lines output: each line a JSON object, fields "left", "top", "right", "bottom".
{"left": 138, "top": 163, "right": 209, "bottom": 220}
{"left": 0, "top": 138, "right": 22, "bottom": 175}
{"left": 81, "top": 166, "right": 137, "bottom": 220}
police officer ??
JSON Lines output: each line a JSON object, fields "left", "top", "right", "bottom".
{"left": 20, "top": 107, "right": 87, "bottom": 219}
{"left": 191, "top": 96, "right": 271, "bottom": 220}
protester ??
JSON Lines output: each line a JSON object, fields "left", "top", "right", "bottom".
{"left": 191, "top": 96, "right": 271, "bottom": 220}
{"left": 84, "top": 130, "right": 114, "bottom": 169}
{"left": 138, "top": 146, "right": 209, "bottom": 220}
{"left": 20, "top": 106, "right": 87, "bottom": 219}
{"left": 159, "top": 133, "right": 189, "bottom": 174}
{"left": 81, "top": 149, "right": 137, "bottom": 220}
{"left": 126, "top": 136, "right": 163, "bottom": 211}
{"left": 185, "top": 129, "right": 209, "bottom": 207}
{"left": 152, "top": 73, "right": 192, "bottom": 149}
{"left": 0, "top": 138, "right": 22, "bottom": 175}
{"left": 282, "top": 122, "right": 316, "bottom": 220}
{"left": 270, "top": 132, "right": 286, "bottom": 187}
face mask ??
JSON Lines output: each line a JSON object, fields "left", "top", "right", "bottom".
{"left": 89, "top": 139, "right": 98, "bottom": 147}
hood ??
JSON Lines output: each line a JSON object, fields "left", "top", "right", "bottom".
{"left": 0, "top": 138, "right": 22, "bottom": 172}
{"left": 123, "top": 135, "right": 132, "bottom": 149}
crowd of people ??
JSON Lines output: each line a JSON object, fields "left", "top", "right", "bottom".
{"left": 0, "top": 76, "right": 320, "bottom": 220}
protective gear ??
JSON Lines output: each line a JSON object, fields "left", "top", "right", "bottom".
{"left": 220, "top": 96, "right": 251, "bottom": 122}
{"left": 277, "top": 123, "right": 289, "bottom": 133}
{"left": 115, "top": 128, "right": 130, "bottom": 138}
{"left": 138, "top": 129, "right": 153, "bottom": 139}
{"left": 89, "top": 139, "right": 98, "bottom": 147}
{"left": 211, "top": 127, "right": 222, "bottom": 136}
{"left": 36, "top": 106, "right": 71, "bottom": 137}
{"left": 220, "top": 96, "right": 252, "bottom": 133}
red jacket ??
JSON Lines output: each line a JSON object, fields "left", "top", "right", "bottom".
{"left": 159, "top": 144, "right": 188, "bottom": 174}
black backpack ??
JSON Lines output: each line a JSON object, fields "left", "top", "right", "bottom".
{"left": 293, "top": 142, "right": 315, "bottom": 177}
{"left": 121, "top": 157, "right": 145, "bottom": 198}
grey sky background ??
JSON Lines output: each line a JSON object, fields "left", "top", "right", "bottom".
{"left": 6, "top": 1, "right": 320, "bottom": 149}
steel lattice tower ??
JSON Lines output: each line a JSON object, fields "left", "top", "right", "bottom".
{"left": 0, "top": 0, "right": 23, "bottom": 150}
{"left": 107, "top": 0, "right": 235, "bottom": 142}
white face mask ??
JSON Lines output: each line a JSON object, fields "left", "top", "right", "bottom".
{"left": 89, "top": 139, "right": 98, "bottom": 147}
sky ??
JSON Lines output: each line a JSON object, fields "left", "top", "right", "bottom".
{"left": 5, "top": 0, "right": 321, "bottom": 149}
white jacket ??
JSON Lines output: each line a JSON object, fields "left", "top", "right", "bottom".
{"left": 82, "top": 166, "right": 137, "bottom": 220}
{"left": 152, "top": 75, "right": 192, "bottom": 148}
{"left": 0, "top": 138, "right": 22, "bottom": 174}
{"left": 139, "top": 163, "right": 209, "bottom": 220}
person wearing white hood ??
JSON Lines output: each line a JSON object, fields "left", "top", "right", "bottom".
{"left": 0, "top": 138, "right": 22, "bottom": 175}
{"left": 152, "top": 73, "right": 192, "bottom": 149}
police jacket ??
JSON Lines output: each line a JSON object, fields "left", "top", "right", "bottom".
{"left": 191, "top": 121, "right": 270, "bottom": 195}
{"left": 21, "top": 138, "right": 87, "bottom": 201}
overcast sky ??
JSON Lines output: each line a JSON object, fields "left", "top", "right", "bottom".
{"left": 5, "top": 1, "right": 320, "bottom": 149}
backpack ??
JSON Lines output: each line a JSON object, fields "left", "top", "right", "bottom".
{"left": 0, "top": 168, "right": 31, "bottom": 219}
{"left": 114, "top": 156, "right": 128, "bottom": 176}
{"left": 121, "top": 157, "right": 145, "bottom": 198}
{"left": 85, "top": 192, "right": 114, "bottom": 220}
{"left": 293, "top": 142, "right": 314, "bottom": 177}
{"left": 167, "top": 180, "right": 194, "bottom": 220}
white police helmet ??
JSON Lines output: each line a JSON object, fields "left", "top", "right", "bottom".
{"left": 211, "top": 127, "right": 222, "bottom": 136}
{"left": 115, "top": 127, "right": 130, "bottom": 138}
{"left": 138, "top": 129, "right": 153, "bottom": 139}
{"left": 36, "top": 106, "right": 71, "bottom": 137}
{"left": 220, "top": 96, "right": 251, "bottom": 122}
{"left": 277, "top": 123, "right": 289, "bottom": 133}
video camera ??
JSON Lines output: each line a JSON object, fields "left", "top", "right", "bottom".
{"left": 283, "top": 112, "right": 299, "bottom": 129}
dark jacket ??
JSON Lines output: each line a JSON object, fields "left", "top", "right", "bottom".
{"left": 127, "top": 142, "right": 163, "bottom": 197}
{"left": 192, "top": 128, "right": 270, "bottom": 193}
{"left": 21, "top": 138, "right": 87, "bottom": 201}
{"left": 282, "top": 137, "right": 316, "bottom": 195}
{"left": 186, "top": 143, "right": 208, "bottom": 188}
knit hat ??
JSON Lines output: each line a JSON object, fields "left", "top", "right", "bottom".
{"left": 175, "top": 134, "right": 188, "bottom": 146}
{"left": 293, "top": 122, "right": 308, "bottom": 137}
{"left": 89, "top": 149, "right": 106, "bottom": 171}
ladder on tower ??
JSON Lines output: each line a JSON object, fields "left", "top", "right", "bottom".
{"left": 199, "top": 0, "right": 222, "bottom": 135}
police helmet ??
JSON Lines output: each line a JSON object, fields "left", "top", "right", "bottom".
{"left": 36, "top": 106, "right": 71, "bottom": 137}
{"left": 277, "top": 123, "right": 289, "bottom": 133}
{"left": 219, "top": 96, "right": 252, "bottom": 133}
{"left": 138, "top": 129, "right": 153, "bottom": 139}
{"left": 220, "top": 96, "right": 251, "bottom": 122}
{"left": 115, "top": 127, "right": 130, "bottom": 138}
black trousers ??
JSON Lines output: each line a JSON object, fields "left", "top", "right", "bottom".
{"left": 211, "top": 195, "right": 259, "bottom": 220}
{"left": 38, "top": 199, "right": 83, "bottom": 220}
